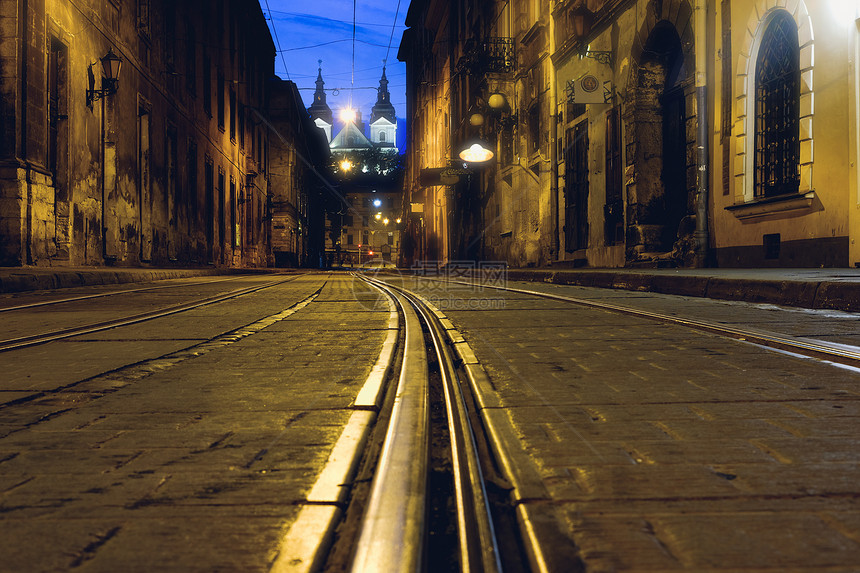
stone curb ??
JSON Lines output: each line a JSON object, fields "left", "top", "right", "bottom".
{"left": 500, "top": 269, "right": 860, "bottom": 313}
{"left": 0, "top": 267, "right": 277, "bottom": 294}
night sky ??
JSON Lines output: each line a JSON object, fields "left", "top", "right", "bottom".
{"left": 263, "top": 1, "right": 408, "bottom": 150}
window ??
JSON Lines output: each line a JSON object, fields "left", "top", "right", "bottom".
{"left": 187, "top": 139, "right": 198, "bottom": 220}
{"left": 238, "top": 103, "right": 245, "bottom": 149}
{"left": 185, "top": 20, "right": 196, "bottom": 96}
{"left": 137, "top": 0, "right": 151, "bottom": 37}
{"left": 379, "top": 131, "right": 386, "bottom": 142}
{"left": 229, "top": 88, "right": 236, "bottom": 141}
{"left": 203, "top": 54, "right": 211, "bottom": 115}
{"left": 754, "top": 11, "right": 800, "bottom": 198}
{"left": 528, "top": 99, "right": 540, "bottom": 155}
{"left": 164, "top": 6, "right": 176, "bottom": 70}
{"left": 229, "top": 176, "right": 237, "bottom": 247}
{"left": 347, "top": 234, "right": 354, "bottom": 245}
{"left": 217, "top": 71, "right": 225, "bottom": 131}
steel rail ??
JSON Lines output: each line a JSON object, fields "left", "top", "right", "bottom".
{"left": 356, "top": 274, "right": 502, "bottom": 573}
{"left": 0, "top": 275, "right": 257, "bottom": 313}
{"left": 0, "top": 277, "right": 297, "bottom": 353}
{"left": 397, "top": 284, "right": 503, "bottom": 573}
{"left": 349, "top": 278, "right": 430, "bottom": 573}
{"left": 441, "top": 277, "right": 860, "bottom": 368}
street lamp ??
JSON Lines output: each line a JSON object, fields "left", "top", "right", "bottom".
{"left": 571, "top": 4, "right": 612, "bottom": 65}
{"left": 458, "top": 141, "right": 494, "bottom": 163}
{"left": 86, "top": 48, "right": 123, "bottom": 107}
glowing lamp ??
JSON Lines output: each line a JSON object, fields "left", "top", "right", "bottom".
{"left": 488, "top": 93, "right": 507, "bottom": 109}
{"left": 458, "top": 141, "right": 494, "bottom": 163}
{"left": 339, "top": 108, "right": 356, "bottom": 123}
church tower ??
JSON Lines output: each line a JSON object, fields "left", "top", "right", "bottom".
{"left": 307, "top": 62, "right": 333, "bottom": 142}
{"left": 369, "top": 67, "right": 397, "bottom": 150}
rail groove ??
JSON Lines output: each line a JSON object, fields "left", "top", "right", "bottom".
{"left": 440, "top": 278, "right": 860, "bottom": 369}
{"left": 0, "top": 277, "right": 297, "bottom": 352}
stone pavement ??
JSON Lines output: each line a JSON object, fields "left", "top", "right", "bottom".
{"left": 0, "top": 266, "right": 278, "bottom": 293}
{"left": 499, "top": 267, "right": 860, "bottom": 313}
{"left": 3, "top": 265, "right": 859, "bottom": 313}
{"left": 398, "top": 276, "right": 860, "bottom": 572}
{"left": 0, "top": 274, "right": 389, "bottom": 572}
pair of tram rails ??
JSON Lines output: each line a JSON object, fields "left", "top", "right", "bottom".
{"left": 1, "top": 272, "right": 858, "bottom": 572}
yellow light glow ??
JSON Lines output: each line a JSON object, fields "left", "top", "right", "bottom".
{"left": 396, "top": 218, "right": 402, "bottom": 224}
{"left": 383, "top": 218, "right": 389, "bottom": 225}
{"left": 339, "top": 108, "right": 356, "bottom": 123}
{"left": 459, "top": 142, "right": 494, "bottom": 163}
{"left": 340, "top": 160, "right": 353, "bottom": 171}
{"left": 375, "top": 212, "right": 382, "bottom": 220}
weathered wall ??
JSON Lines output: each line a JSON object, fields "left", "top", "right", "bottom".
{"left": 0, "top": 0, "right": 275, "bottom": 268}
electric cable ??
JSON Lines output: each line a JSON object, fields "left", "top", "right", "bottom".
{"left": 264, "top": 0, "right": 291, "bottom": 79}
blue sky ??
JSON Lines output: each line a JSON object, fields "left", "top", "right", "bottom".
{"left": 262, "top": 1, "right": 408, "bottom": 148}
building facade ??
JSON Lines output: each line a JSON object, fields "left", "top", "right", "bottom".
{"left": 399, "top": 0, "right": 860, "bottom": 269}
{"left": 309, "top": 64, "right": 403, "bottom": 266}
{"left": 268, "top": 79, "right": 330, "bottom": 268}
{"left": 0, "top": 0, "right": 276, "bottom": 268}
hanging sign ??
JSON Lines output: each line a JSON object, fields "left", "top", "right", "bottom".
{"left": 566, "top": 75, "right": 612, "bottom": 104}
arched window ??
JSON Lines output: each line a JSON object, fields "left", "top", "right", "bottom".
{"left": 379, "top": 131, "right": 386, "bottom": 142}
{"left": 755, "top": 11, "right": 800, "bottom": 198}
{"left": 348, "top": 136, "right": 355, "bottom": 146}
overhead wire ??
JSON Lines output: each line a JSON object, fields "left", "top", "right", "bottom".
{"left": 350, "top": 0, "right": 356, "bottom": 112}
{"left": 384, "top": 0, "right": 403, "bottom": 67}
{"left": 264, "top": 0, "right": 290, "bottom": 79}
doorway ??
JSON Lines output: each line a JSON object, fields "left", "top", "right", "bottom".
{"left": 564, "top": 120, "right": 589, "bottom": 252}
{"left": 632, "top": 20, "right": 689, "bottom": 254}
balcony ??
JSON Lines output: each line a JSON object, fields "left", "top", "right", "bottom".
{"left": 456, "top": 37, "right": 516, "bottom": 75}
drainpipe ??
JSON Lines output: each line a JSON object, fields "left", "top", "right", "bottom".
{"left": 549, "top": 10, "right": 560, "bottom": 261}
{"left": 694, "top": 0, "right": 710, "bottom": 266}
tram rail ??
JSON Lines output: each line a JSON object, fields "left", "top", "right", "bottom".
{"left": 416, "top": 274, "right": 860, "bottom": 369}
{"left": 350, "top": 275, "right": 503, "bottom": 573}
{"left": 0, "top": 275, "right": 253, "bottom": 313}
{"left": 0, "top": 276, "right": 299, "bottom": 352}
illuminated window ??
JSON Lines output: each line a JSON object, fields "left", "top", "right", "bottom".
{"left": 754, "top": 11, "right": 800, "bottom": 198}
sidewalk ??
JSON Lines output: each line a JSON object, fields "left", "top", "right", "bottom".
{"left": 0, "top": 266, "right": 276, "bottom": 294}
{"left": 497, "top": 268, "right": 860, "bottom": 313}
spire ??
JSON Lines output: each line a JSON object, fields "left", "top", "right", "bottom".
{"left": 307, "top": 60, "right": 333, "bottom": 125}
{"left": 370, "top": 66, "right": 396, "bottom": 124}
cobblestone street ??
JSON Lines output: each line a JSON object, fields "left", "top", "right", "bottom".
{"left": 0, "top": 274, "right": 389, "bottom": 572}
{"left": 390, "top": 275, "right": 860, "bottom": 572}
{"left": 0, "top": 270, "right": 858, "bottom": 571}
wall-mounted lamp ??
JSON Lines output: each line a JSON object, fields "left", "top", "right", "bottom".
{"left": 86, "top": 48, "right": 123, "bottom": 107}
{"left": 571, "top": 5, "right": 612, "bottom": 66}
{"left": 458, "top": 141, "right": 494, "bottom": 163}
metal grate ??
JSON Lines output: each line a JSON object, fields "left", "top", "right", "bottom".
{"left": 754, "top": 11, "right": 800, "bottom": 198}
{"left": 456, "top": 38, "right": 516, "bottom": 74}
